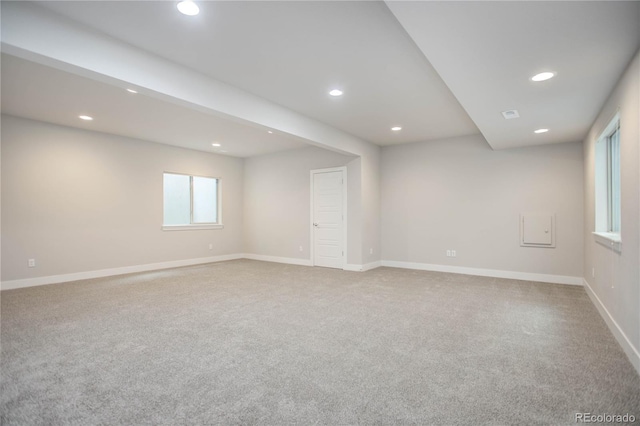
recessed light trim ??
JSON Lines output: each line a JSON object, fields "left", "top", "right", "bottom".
{"left": 329, "top": 89, "right": 343, "bottom": 97}
{"left": 126, "top": 88, "right": 138, "bottom": 94}
{"left": 501, "top": 110, "right": 520, "bottom": 119}
{"left": 177, "top": 0, "right": 199, "bottom": 16}
{"left": 534, "top": 128, "right": 549, "bottom": 134}
{"left": 391, "top": 126, "right": 402, "bottom": 131}
{"left": 212, "top": 143, "right": 221, "bottom": 147}
{"left": 531, "top": 72, "right": 555, "bottom": 82}
{"left": 79, "top": 115, "right": 93, "bottom": 121}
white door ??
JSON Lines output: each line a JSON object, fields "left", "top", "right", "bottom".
{"left": 312, "top": 170, "right": 344, "bottom": 269}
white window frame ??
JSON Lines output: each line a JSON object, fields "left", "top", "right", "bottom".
{"left": 162, "top": 172, "right": 223, "bottom": 231}
{"left": 593, "top": 113, "right": 621, "bottom": 252}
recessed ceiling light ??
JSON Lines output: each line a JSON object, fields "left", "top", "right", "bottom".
{"left": 391, "top": 126, "right": 402, "bottom": 131}
{"left": 177, "top": 0, "right": 199, "bottom": 16}
{"left": 126, "top": 88, "right": 138, "bottom": 94}
{"left": 329, "top": 89, "right": 343, "bottom": 97}
{"left": 534, "top": 128, "right": 549, "bottom": 134}
{"left": 501, "top": 110, "right": 520, "bottom": 119}
{"left": 79, "top": 115, "right": 93, "bottom": 121}
{"left": 212, "top": 143, "right": 221, "bottom": 147}
{"left": 531, "top": 72, "right": 555, "bottom": 82}
{"left": 267, "top": 130, "right": 273, "bottom": 134}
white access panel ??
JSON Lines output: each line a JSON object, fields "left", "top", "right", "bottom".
{"left": 520, "top": 213, "right": 555, "bottom": 248}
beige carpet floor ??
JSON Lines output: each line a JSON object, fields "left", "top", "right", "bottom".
{"left": 1, "top": 259, "right": 639, "bottom": 425}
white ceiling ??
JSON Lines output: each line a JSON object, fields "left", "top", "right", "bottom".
{"left": 3, "top": 1, "right": 639, "bottom": 152}
{"left": 0, "top": 54, "right": 308, "bottom": 157}
{"left": 34, "top": 0, "right": 479, "bottom": 146}
{"left": 387, "top": 1, "right": 640, "bottom": 149}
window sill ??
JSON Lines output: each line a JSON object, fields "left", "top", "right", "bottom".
{"left": 592, "top": 232, "right": 621, "bottom": 253}
{"left": 162, "top": 224, "right": 224, "bottom": 231}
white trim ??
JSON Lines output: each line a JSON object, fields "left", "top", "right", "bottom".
{"left": 583, "top": 278, "right": 640, "bottom": 375}
{"left": 1, "top": 254, "right": 244, "bottom": 291}
{"left": 1, "top": 253, "right": 580, "bottom": 292}
{"left": 380, "top": 260, "right": 583, "bottom": 286}
{"left": 362, "top": 261, "right": 382, "bottom": 272}
{"left": 310, "top": 166, "right": 347, "bottom": 269}
{"left": 596, "top": 111, "right": 621, "bottom": 145}
{"left": 243, "top": 253, "right": 313, "bottom": 267}
{"left": 594, "top": 113, "right": 621, "bottom": 236}
{"left": 162, "top": 224, "right": 224, "bottom": 231}
{"left": 343, "top": 264, "right": 363, "bottom": 272}
{"left": 163, "top": 172, "right": 222, "bottom": 228}
{"left": 592, "top": 231, "right": 622, "bottom": 253}
{"left": 344, "top": 261, "right": 382, "bottom": 272}
{"left": 519, "top": 213, "right": 556, "bottom": 248}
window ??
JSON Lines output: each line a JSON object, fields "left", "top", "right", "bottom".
{"left": 607, "top": 124, "right": 621, "bottom": 233}
{"left": 594, "top": 113, "right": 620, "bottom": 251}
{"left": 163, "top": 172, "right": 222, "bottom": 230}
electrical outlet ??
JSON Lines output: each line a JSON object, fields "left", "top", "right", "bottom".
{"left": 299, "top": 246, "right": 303, "bottom": 252}
{"left": 208, "top": 243, "right": 213, "bottom": 250}
{"left": 446, "top": 250, "right": 451, "bottom": 257}
{"left": 592, "top": 267, "right": 595, "bottom": 278}
{"left": 28, "top": 259, "right": 36, "bottom": 268}
{"left": 451, "top": 250, "right": 456, "bottom": 257}
{"left": 370, "top": 248, "right": 373, "bottom": 255}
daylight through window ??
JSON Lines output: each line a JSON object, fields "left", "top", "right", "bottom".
{"left": 594, "top": 114, "right": 620, "bottom": 237}
{"left": 163, "top": 172, "right": 220, "bottom": 228}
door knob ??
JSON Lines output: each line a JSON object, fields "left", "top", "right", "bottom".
{"left": 313, "top": 223, "right": 318, "bottom": 227}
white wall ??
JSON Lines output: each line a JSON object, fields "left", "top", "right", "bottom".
{"left": 346, "top": 158, "right": 363, "bottom": 266}
{"left": 3, "top": 116, "right": 585, "bottom": 282}
{"left": 360, "top": 146, "right": 381, "bottom": 266}
{"left": 381, "top": 135, "right": 584, "bottom": 278}
{"left": 1, "top": 115, "right": 244, "bottom": 281}
{"left": 583, "top": 50, "right": 639, "bottom": 371}
{"left": 243, "top": 146, "right": 357, "bottom": 262}
{"left": 1, "top": 115, "right": 378, "bottom": 282}
{"left": 2, "top": 2, "right": 384, "bottom": 275}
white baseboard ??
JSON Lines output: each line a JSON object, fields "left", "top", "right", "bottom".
{"left": 344, "top": 261, "right": 382, "bottom": 272}
{"left": 1, "top": 253, "right": 344, "bottom": 290}
{"left": 242, "top": 253, "right": 313, "bottom": 267}
{"left": 343, "top": 264, "right": 362, "bottom": 272}
{"left": 0, "top": 254, "right": 244, "bottom": 291}
{"left": 1, "top": 255, "right": 581, "bottom": 290}
{"left": 583, "top": 278, "right": 640, "bottom": 375}
{"left": 380, "top": 260, "right": 583, "bottom": 286}
{"left": 363, "top": 261, "right": 382, "bottom": 271}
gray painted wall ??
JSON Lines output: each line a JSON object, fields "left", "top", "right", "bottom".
{"left": 1, "top": 117, "right": 379, "bottom": 281}
{"left": 360, "top": 148, "right": 381, "bottom": 265}
{"left": 2, "top": 116, "right": 586, "bottom": 282}
{"left": 381, "top": 135, "right": 584, "bottom": 277}
{"left": 243, "top": 146, "right": 381, "bottom": 267}
{"left": 243, "top": 146, "right": 355, "bottom": 262}
{"left": 583, "top": 50, "right": 639, "bottom": 355}
{"left": 1, "top": 115, "right": 244, "bottom": 281}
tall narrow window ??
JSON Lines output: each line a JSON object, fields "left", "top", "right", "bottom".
{"left": 163, "top": 172, "right": 221, "bottom": 229}
{"left": 607, "top": 124, "right": 620, "bottom": 233}
{"left": 594, "top": 113, "right": 621, "bottom": 248}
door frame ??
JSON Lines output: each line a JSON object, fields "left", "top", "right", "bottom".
{"left": 310, "top": 166, "right": 347, "bottom": 269}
